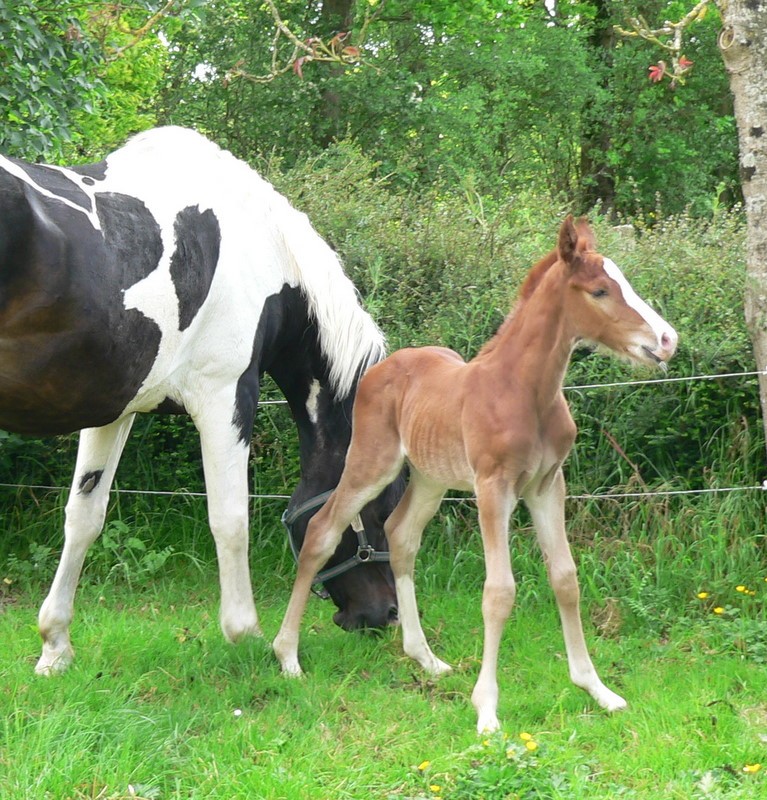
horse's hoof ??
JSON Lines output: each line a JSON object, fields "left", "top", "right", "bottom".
{"left": 35, "top": 647, "right": 74, "bottom": 676}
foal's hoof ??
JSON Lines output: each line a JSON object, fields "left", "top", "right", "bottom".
{"left": 591, "top": 684, "right": 627, "bottom": 712}
{"left": 277, "top": 656, "right": 304, "bottom": 678}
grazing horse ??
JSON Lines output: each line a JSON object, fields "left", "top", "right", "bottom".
{"left": 0, "top": 126, "right": 400, "bottom": 675}
{"left": 274, "top": 216, "right": 678, "bottom": 732}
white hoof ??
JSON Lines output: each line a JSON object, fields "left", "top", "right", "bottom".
{"left": 596, "top": 687, "right": 627, "bottom": 712}
{"left": 427, "top": 657, "right": 453, "bottom": 677}
{"left": 221, "top": 616, "right": 262, "bottom": 643}
{"left": 476, "top": 710, "right": 501, "bottom": 734}
{"left": 272, "top": 632, "right": 302, "bottom": 677}
{"left": 35, "top": 645, "right": 74, "bottom": 676}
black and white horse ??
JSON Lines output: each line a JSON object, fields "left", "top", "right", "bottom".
{"left": 0, "top": 127, "right": 400, "bottom": 674}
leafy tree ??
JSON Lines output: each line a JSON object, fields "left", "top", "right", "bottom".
{"left": 0, "top": 0, "right": 103, "bottom": 159}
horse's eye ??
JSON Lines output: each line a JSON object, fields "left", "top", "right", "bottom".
{"left": 591, "top": 288, "right": 608, "bottom": 299}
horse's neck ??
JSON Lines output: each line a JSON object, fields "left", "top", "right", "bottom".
{"left": 477, "top": 264, "right": 575, "bottom": 406}
{"left": 279, "top": 376, "right": 352, "bottom": 493}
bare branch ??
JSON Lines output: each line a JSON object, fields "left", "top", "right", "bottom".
{"left": 615, "top": 0, "right": 712, "bottom": 86}
{"left": 224, "top": 0, "right": 385, "bottom": 85}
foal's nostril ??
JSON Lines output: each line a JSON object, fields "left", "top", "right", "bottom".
{"left": 661, "top": 330, "right": 678, "bottom": 353}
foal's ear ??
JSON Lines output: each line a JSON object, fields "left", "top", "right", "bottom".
{"left": 573, "top": 216, "right": 596, "bottom": 251}
{"left": 557, "top": 215, "right": 579, "bottom": 266}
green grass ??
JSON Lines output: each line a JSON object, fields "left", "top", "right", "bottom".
{"left": 2, "top": 494, "right": 767, "bottom": 799}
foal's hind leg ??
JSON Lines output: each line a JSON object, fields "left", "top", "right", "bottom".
{"left": 37, "top": 415, "right": 135, "bottom": 675}
{"left": 273, "top": 436, "right": 404, "bottom": 676}
{"left": 526, "top": 469, "right": 626, "bottom": 712}
{"left": 385, "top": 472, "right": 449, "bottom": 675}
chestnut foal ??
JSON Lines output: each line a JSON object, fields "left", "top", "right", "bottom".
{"left": 274, "top": 216, "right": 678, "bottom": 732}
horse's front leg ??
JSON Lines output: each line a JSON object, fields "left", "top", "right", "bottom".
{"left": 197, "top": 405, "right": 261, "bottom": 643}
{"left": 37, "top": 415, "right": 135, "bottom": 675}
{"left": 526, "top": 468, "right": 627, "bottom": 712}
{"left": 472, "top": 478, "right": 517, "bottom": 734}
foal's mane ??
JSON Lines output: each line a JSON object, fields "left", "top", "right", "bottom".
{"left": 475, "top": 248, "right": 559, "bottom": 359}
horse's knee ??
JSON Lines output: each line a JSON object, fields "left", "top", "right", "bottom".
{"left": 549, "top": 562, "right": 580, "bottom": 606}
{"left": 482, "top": 578, "right": 517, "bottom": 616}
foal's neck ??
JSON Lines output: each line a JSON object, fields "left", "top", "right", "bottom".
{"left": 476, "top": 259, "right": 575, "bottom": 404}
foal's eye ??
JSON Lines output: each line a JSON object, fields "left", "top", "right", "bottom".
{"left": 591, "top": 288, "right": 608, "bottom": 299}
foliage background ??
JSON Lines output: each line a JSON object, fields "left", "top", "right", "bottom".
{"left": 0, "top": 0, "right": 760, "bottom": 526}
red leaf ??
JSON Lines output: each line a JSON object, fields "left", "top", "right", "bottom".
{"left": 679, "top": 56, "right": 693, "bottom": 70}
{"left": 648, "top": 62, "right": 665, "bottom": 82}
{"left": 293, "top": 57, "right": 305, "bottom": 79}
{"left": 342, "top": 46, "right": 360, "bottom": 59}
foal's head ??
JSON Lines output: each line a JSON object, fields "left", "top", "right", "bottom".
{"left": 558, "top": 216, "right": 677, "bottom": 367}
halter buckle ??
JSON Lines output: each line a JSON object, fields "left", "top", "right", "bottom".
{"left": 356, "top": 544, "right": 376, "bottom": 563}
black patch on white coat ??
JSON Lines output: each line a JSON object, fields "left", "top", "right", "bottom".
{"left": 169, "top": 206, "right": 221, "bottom": 331}
{"left": 11, "top": 160, "right": 93, "bottom": 210}
{"left": 95, "top": 192, "right": 164, "bottom": 287}
{"left": 71, "top": 161, "right": 108, "bottom": 182}
{"left": 78, "top": 470, "right": 104, "bottom": 494}
{"left": 0, "top": 180, "right": 165, "bottom": 434}
{"left": 232, "top": 285, "right": 318, "bottom": 443}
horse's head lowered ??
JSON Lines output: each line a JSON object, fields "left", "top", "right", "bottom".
{"left": 283, "top": 479, "right": 402, "bottom": 631}
{"left": 557, "top": 216, "right": 678, "bottom": 366}
{"left": 266, "top": 290, "right": 402, "bottom": 632}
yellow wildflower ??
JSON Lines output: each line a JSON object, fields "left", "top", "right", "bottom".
{"left": 417, "top": 761, "right": 431, "bottom": 772}
{"left": 736, "top": 585, "right": 747, "bottom": 593}
{"left": 525, "top": 740, "right": 539, "bottom": 752}
{"left": 696, "top": 591, "right": 709, "bottom": 599}
{"left": 429, "top": 785, "right": 442, "bottom": 793}
{"left": 713, "top": 607, "right": 725, "bottom": 615}
{"left": 743, "top": 763, "right": 762, "bottom": 774}
{"left": 519, "top": 732, "right": 533, "bottom": 741}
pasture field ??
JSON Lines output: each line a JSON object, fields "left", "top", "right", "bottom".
{"left": 1, "top": 491, "right": 767, "bottom": 799}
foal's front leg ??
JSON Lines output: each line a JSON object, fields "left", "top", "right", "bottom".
{"left": 37, "top": 415, "right": 135, "bottom": 675}
{"left": 526, "top": 469, "right": 626, "bottom": 712}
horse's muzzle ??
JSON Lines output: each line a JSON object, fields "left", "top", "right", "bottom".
{"left": 333, "top": 603, "right": 399, "bottom": 632}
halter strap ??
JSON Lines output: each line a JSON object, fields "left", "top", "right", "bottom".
{"left": 281, "top": 491, "right": 390, "bottom": 588}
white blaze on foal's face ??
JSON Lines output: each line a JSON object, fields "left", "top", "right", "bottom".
{"left": 602, "top": 258, "right": 678, "bottom": 365}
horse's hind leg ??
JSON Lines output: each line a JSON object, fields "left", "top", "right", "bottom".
{"left": 36, "top": 415, "right": 135, "bottom": 675}
{"left": 385, "top": 472, "right": 449, "bottom": 675}
{"left": 273, "top": 429, "right": 404, "bottom": 676}
{"left": 526, "top": 469, "right": 626, "bottom": 712}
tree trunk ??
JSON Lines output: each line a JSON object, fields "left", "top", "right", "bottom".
{"left": 578, "top": 0, "right": 617, "bottom": 213}
{"left": 718, "top": 0, "right": 767, "bottom": 453}
{"left": 318, "top": 0, "right": 356, "bottom": 145}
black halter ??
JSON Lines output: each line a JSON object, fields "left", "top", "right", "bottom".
{"left": 281, "top": 490, "right": 391, "bottom": 588}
